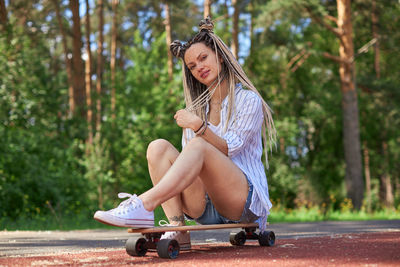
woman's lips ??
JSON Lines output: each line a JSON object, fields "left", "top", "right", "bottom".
{"left": 200, "top": 70, "right": 210, "bottom": 79}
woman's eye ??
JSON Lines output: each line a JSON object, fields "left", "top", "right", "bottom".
{"left": 201, "top": 55, "right": 207, "bottom": 61}
{"left": 190, "top": 65, "right": 195, "bottom": 70}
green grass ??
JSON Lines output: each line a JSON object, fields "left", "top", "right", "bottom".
{"left": 0, "top": 206, "right": 180, "bottom": 231}
{"left": 0, "top": 212, "right": 114, "bottom": 231}
{"left": 268, "top": 206, "right": 400, "bottom": 223}
{"left": 1, "top": 206, "right": 399, "bottom": 231}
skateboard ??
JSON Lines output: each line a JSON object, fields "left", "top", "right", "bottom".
{"left": 126, "top": 223, "right": 275, "bottom": 259}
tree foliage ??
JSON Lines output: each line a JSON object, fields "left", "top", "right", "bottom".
{"left": 1, "top": 0, "right": 399, "bottom": 225}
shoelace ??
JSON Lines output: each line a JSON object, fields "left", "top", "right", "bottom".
{"left": 158, "top": 220, "right": 179, "bottom": 239}
{"left": 113, "top": 193, "right": 140, "bottom": 214}
{"left": 158, "top": 220, "right": 170, "bottom": 226}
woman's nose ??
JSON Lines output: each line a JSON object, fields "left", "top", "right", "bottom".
{"left": 197, "top": 63, "right": 204, "bottom": 72}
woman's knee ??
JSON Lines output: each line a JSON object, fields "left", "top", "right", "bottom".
{"left": 185, "top": 137, "right": 208, "bottom": 152}
{"left": 146, "top": 139, "right": 172, "bottom": 163}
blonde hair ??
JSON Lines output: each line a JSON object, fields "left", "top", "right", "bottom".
{"left": 170, "top": 17, "right": 276, "bottom": 166}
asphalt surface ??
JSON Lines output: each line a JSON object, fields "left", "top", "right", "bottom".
{"left": 1, "top": 220, "right": 399, "bottom": 257}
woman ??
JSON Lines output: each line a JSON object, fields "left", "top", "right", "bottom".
{"left": 94, "top": 17, "right": 276, "bottom": 250}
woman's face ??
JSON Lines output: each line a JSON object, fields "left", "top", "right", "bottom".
{"left": 184, "top": 42, "right": 222, "bottom": 87}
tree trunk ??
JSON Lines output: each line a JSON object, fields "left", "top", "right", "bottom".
{"left": 53, "top": 0, "right": 75, "bottom": 116}
{"left": 70, "top": 0, "right": 86, "bottom": 116}
{"left": 248, "top": 1, "right": 254, "bottom": 55}
{"left": 97, "top": 183, "right": 104, "bottom": 210}
{"left": 85, "top": 0, "right": 93, "bottom": 145}
{"left": 371, "top": 0, "right": 380, "bottom": 78}
{"left": 204, "top": 0, "right": 212, "bottom": 18}
{"left": 0, "top": 0, "right": 8, "bottom": 31}
{"left": 337, "top": 0, "right": 364, "bottom": 209}
{"left": 110, "top": 0, "right": 118, "bottom": 120}
{"left": 95, "top": 0, "right": 104, "bottom": 140}
{"left": 224, "top": 0, "right": 229, "bottom": 32}
{"left": 247, "top": 1, "right": 256, "bottom": 75}
{"left": 14, "top": 2, "right": 28, "bottom": 27}
{"left": 395, "top": 175, "right": 400, "bottom": 208}
{"left": 231, "top": 0, "right": 239, "bottom": 59}
{"left": 279, "top": 137, "right": 285, "bottom": 154}
{"left": 164, "top": 2, "right": 173, "bottom": 82}
{"left": 379, "top": 138, "right": 394, "bottom": 208}
{"left": 363, "top": 141, "right": 371, "bottom": 212}
{"left": 372, "top": 0, "right": 393, "bottom": 208}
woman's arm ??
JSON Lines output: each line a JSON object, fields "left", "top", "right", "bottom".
{"left": 222, "top": 93, "right": 263, "bottom": 158}
{"left": 174, "top": 109, "right": 228, "bottom": 155}
{"left": 198, "top": 125, "right": 228, "bottom": 155}
{"left": 175, "top": 91, "right": 263, "bottom": 157}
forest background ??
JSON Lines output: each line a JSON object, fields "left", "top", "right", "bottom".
{"left": 0, "top": 0, "right": 399, "bottom": 230}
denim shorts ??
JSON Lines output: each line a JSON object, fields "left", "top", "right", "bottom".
{"left": 185, "top": 175, "right": 259, "bottom": 224}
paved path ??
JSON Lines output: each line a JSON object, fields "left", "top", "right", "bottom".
{"left": 1, "top": 220, "right": 399, "bottom": 257}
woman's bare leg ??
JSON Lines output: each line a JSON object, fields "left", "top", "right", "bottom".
{"left": 146, "top": 139, "right": 206, "bottom": 225}
{"left": 141, "top": 137, "right": 248, "bottom": 221}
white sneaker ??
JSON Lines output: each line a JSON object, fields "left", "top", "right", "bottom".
{"left": 159, "top": 220, "right": 191, "bottom": 251}
{"left": 94, "top": 193, "right": 154, "bottom": 228}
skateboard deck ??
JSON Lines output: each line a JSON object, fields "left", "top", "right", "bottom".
{"left": 127, "top": 222, "right": 259, "bottom": 234}
{"left": 125, "top": 223, "right": 275, "bottom": 259}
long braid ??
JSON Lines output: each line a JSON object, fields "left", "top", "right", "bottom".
{"left": 170, "top": 17, "right": 276, "bottom": 167}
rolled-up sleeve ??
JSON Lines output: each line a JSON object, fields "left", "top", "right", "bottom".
{"left": 223, "top": 94, "right": 263, "bottom": 158}
{"left": 181, "top": 128, "right": 195, "bottom": 149}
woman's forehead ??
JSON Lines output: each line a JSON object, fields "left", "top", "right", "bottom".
{"left": 184, "top": 43, "right": 212, "bottom": 64}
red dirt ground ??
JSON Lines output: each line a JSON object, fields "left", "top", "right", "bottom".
{"left": 1, "top": 231, "right": 399, "bottom": 266}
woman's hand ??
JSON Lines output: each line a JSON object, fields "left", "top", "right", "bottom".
{"left": 174, "top": 109, "right": 203, "bottom": 131}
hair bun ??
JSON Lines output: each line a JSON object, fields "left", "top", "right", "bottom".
{"left": 199, "top": 16, "right": 214, "bottom": 32}
{"left": 170, "top": 40, "right": 185, "bottom": 58}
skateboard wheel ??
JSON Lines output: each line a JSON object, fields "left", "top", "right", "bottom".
{"left": 126, "top": 236, "right": 148, "bottom": 257}
{"left": 258, "top": 231, "right": 275, "bottom": 246}
{"left": 157, "top": 239, "right": 180, "bottom": 259}
{"left": 229, "top": 231, "right": 246, "bottom": 246}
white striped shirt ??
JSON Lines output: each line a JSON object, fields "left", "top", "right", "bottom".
{"left": 182, "top": 83, "right": 272, "bottom": 231}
